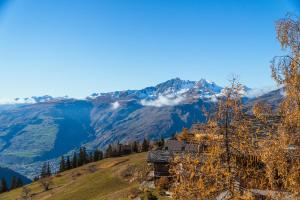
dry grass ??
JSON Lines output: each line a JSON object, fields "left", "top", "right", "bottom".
{"left": 0, "top": 153, "right": 148, "bottom": 200}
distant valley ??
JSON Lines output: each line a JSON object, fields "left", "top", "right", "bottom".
{"left": 0, "top": 78, "right": 282, "bottom": 178}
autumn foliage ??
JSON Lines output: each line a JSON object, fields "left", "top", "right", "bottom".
{"left": 170, "top": 14, "right": 300, "bottom": 199}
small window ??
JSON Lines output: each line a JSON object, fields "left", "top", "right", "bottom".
{"left": 181, "top": 146, "right": 185, "bottom": 151}
{"left": 165, "top": 147, "right": 169, "bottom": 150}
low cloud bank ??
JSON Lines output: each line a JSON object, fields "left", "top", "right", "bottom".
{"left": 111, "top": 101, "right": 120, "bottom": 109}
{"left": 140, "top": 95, "right": 184, "bottom": 107}
{"left": 0, "top": 98, "right": 36, "bottom": 105}
{"left": 245, "top": 86, "right": 278, "bottom": 98}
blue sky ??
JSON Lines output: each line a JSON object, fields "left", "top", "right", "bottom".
{"left": 0, "top": 0, "right": 299, "bottom": 99}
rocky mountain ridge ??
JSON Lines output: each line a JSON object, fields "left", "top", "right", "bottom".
{"left": 0, "top": 78, "right": 281, "bottom": 178}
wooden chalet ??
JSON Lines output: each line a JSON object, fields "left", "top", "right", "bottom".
{"left": 147, "top": 150, "right": 171, "bottom": 177}
{"left": 147, "top": 115, "right": 281, "bottom": 181}
{"left": 148, "top": 139, "right": 199, "bottom": 179}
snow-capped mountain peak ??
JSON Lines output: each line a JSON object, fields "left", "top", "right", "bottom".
{"left": 154, "top": 78, "right": 195, "bottom": 96}
{"left": 2, "top": 78, "right": 253, "bottom": 106}
{"left": 87, "top": 78, "right": 225, "bottom": 101}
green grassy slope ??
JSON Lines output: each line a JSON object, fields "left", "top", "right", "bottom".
{"left": 0, "top": 153, "right": 148, "bottom": 200}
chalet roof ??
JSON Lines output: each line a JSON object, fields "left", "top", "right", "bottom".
{"left": 164, "top": 140, "right": 183, "bottom": 151}
{"left": 147, "top": 150, "right": 171, "bottom": 163}
{"left": 148, "top": 140, "right": 200, "bottom": 163}
{"left": 185, "top": 143, "right": 199, "bottom": 152}
{"left": 164, "top": 140, "right": 198, "bottom": 153}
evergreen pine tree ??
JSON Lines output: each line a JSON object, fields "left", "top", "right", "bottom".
{"left": 131, "top": 141, "right": 139, "bottom": 153}
{"left": 10, "top": 176, "right": 17, "bottom": 190}
{"left": 78, "top": 148, "right": 82, "bottom": 166}
{"left": 33, "top": 176, "right": 39, "bottom": 182}
{"left": 118, "top": 143, "right": 122, "bottom": 156}
{"left": 155, "top": 137, "right": 165, "bottom": 149}
{"left": 160, "top": 137, "right": 165, "bottom": 148}
{"left": 88, "top": 152, "right": 93, "bottom": 163}
{"left": 78, "top": 147, "right": 88, "bottom": 166}
{"left": 83, "top": 147, "right": 88, "bottom": 164}
{"left": 46, "top": 162, "right": 52, "bottom": 177}
{"left": 142, "top": 138, "right": 149, "bottom": 152}
{"left": 82, "top": 147, "right": 89, "bottom": 164}
{"left": 40, "top": 162, "right": 48, "bottom": 178}
{"left": 99, "top": 150, "right": 103, "bottom": 160}
{"left": 66, "top": 156, "right": 71, "bottom": 170}
{"left": 72, "top": 152, "right": 78, "bottom": 169}
{"left": 94, "top": 149, "right": 104, "bottom": 161}
{"left": 0, "top": 177, "right": 8, "bottom": 193}
{"left": 16, "top": 178, "right": 23, "bottom": 188}
{"left": 93, "top": 149, "right": 99, "bottom": 161}
{"left": 59, "top": 156, "right": 66, "bottom": 172}
{"left": 111, "top": 145, "right": 117, "bottom": 157}
{"left": 105, "top": 144, "right": 113, "bottom": 158}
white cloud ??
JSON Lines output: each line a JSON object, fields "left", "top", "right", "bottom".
{"left": 140, "top": 95, "right": 184, "bottom": 107}
{"left": 279, "top": 87, "right": 286, "bottom": 97}
{"left": 0, "top": 98, "right": 36, "bottom": 105}
{"left": 111, "top": 101, "right": 120, "bottom": 110}
{"left": 210, "top": 95, "right": 218, "bottom": 103}
{"left": 245, "top": 86, "right": 278, "bottom": 98}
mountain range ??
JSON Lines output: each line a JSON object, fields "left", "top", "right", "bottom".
{"left": 0, "top": 78, "right": 282, "bottom": 178}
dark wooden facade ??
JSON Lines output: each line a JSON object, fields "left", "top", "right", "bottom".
{"left": 147, "top": 140, "right": 199, "bottom": 179}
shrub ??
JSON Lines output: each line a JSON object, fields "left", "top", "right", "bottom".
{"left": 20, "top": 186, "right": 32, "bottom": 200}
{"left": 128, "top": 188, "right": 141, "bottom": 199}
{"left": 156, "top": 177, "right": 169, "bottom": 190}
{"left": 143, "top": 191, "right": 158, "bottom": 200}
{"left": 38, "top": 177, "right": 53, "bottom": 191}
